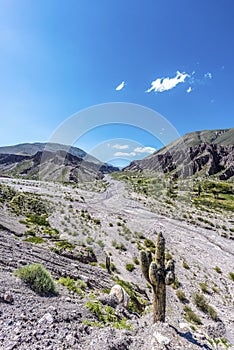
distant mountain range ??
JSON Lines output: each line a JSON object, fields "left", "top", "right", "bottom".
{"left": 0, "top": 143, "right": 119, "bottom": 182}
{"left": 1, "top": 128, "right": 233, "bottom": 182}
{"left": 124, "top": 128, "right": 234, "bottom": 180}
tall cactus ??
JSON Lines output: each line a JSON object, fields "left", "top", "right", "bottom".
{"left": 140, "top": 232, "right": 175, "bottom": 323}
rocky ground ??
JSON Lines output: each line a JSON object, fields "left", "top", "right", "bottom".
{"left": 0, "top": 175, "right": 233, "bottom": 349}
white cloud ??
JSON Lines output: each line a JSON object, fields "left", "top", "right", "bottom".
{"left": 187, "top": 86, "right": 192, "bottom": 93}
{"left": 204, "top": 72, "right": 212, "bottom": 79}
{"left": 134, "top": 146, "right": 156, "bottom": 154}
{"left": 112, "top": 144, "right": 129, "bottom": 150}
{"left": 114, "top": 151, "right": 136, "bottom": 157}
{"left": 146, "top": 71, "right": 189, "bottom": 93}
{"left": 115, "top": 81, "right": 125, "bottom": 91}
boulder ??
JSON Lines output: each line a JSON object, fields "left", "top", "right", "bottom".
{"left": 109, "top": 285, "right": 130, "bottom": 308}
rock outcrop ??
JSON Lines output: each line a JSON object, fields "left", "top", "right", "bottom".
{"left": 125, "top": 143, "right": 234, "bottom": 180}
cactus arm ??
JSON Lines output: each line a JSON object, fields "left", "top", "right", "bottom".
{"left": 139, "top": 250, "right": 151, "bottom": 284}
{"left": 149, "top": 262, "right": 158, "bottom": 286}
{"left": 165, "top": 259, "right": 175, "bottom": 285}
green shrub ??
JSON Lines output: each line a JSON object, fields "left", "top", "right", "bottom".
{"left": 207, "top": 305, "right": 218, "bottom": 321}
{"left": 182, "top": 260, "right": 190, "bottom": 269}
{"left": 172, "top": 277, "right": 180, "bottom": 289}
{"left": 133, "top": 256, "right": 139, "bottom": 265}
{"left": 199, "top": 282, "right": 209, "bottom": 293}
{"left": 97, "top": 240, "right": 105, "bottom": 248}
{"left": 214, "top": 266, "right": 222, "bottom": 274}
{"left": 193, "top": 293, "right": 207, "bottom": 312}
{"left": 58, "top": 276, "right": 86, "bottom": 295}
{"left": 24, "top": 236, "right": 45, "bottom": 244}
{"left": 176, "top": 290, "right": 187, "bottom": 303}
{"left": 126, "top": 263, "right": 135, "bottom": 272}
{"left": 144, "top": 238, "right": 155, "bottom": 250}
{"left": 55, "top": 240, "right": 75, "bottom": 252}
{"left": 85, "top": 301, "right": 132, "bottom": 330}
{"left": 27, "top": 214, "right": 50, "bottom": 226}
{"left": 228, "top": 272, "right": 234, "bottom": 281}
{"left": 15, "top": 263, "right": 57, "bottom": 295}
{"left": 165, "top": 250, "right": 173, "bottom": 261}
{"left": 193, "top": 293, "right": 218, "bottom": 320}
{"left": 184, "top": 306, "right": 202, "bottom": 325}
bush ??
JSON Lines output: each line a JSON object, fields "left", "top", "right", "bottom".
{"left": 214, "top": 266, "right": 222, "bottom": 274}
{"left": 182, "top": 260, "right": 190, "bottom": 269}
{"left": 228, "top": 272, "right": 234, "bottom": 281}
{"left": 126, "top": 263, "right": 135, "bottom": 272}
{"left": 58, "top": 276, "right": 87, "bottom": 295}
{"left": 193, "top": 293, "right": 218, "bottom": 320}
{"left": 144, "top": 238, "right": 155, "bottom": 250}
{"left": 176, "top": 290, "right": 187, "bottom": 303}
{"left": 184, "top": 306, "right": 202, "bottom": 325}
{"left": 199, "top": 282, "right": 209, "bottom": 293}
{"left": 193, "top": 293, "right": 207, "bottom": 312}
{"left": 207, "top": 305, "right": 218, "bottom": 321}
{"left": 15, "top": 263, "right": 57, "bottom": 295}
{"left": 133, "top": 256, "right": 139, "bottom": 265}
{"left": 24, "top": 236, "right": 45, "bottom": 244}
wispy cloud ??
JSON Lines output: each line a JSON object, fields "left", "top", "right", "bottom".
{"left": 204, "top": 72, "right": 212, "bottom": 79}
{"left": 146, "top": 71, "right": 189, "bottom": 93}
{"left": 115, "top": 81, "right": 125, "bottom": 91}
{"left": 112, "top": 144, "right": 129, "bottom": 150}
{"left": 187, "top": 86, "right": 192, "bottom": 93}
{"left": 134, "top": 146, "right": 156, "bottom": 154}
{"left": 114, "top": 151, "right": 136, "bottom": 157}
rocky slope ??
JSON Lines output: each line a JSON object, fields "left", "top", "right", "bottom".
{"left": 0, "top": 175, "right": 233, "bottom": 349}
{"left": 125, "top": 128, "right": 234, "bottom": 180}
{"left": 0, "top": 143, "right": 118, "bottom": 182}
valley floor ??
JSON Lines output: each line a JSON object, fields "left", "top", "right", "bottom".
{"left": 0, "top": 175, "right": 233, "bottom": 349}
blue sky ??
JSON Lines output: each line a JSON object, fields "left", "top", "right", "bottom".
{"left": 0, "top": 0, "right": 233, "bottom": 166}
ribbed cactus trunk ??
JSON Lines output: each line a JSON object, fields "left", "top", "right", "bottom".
{"left": 140, "top": 232, "right": 175, "bottom": 323}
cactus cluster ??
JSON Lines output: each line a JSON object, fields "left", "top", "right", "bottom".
{"left": 140, "top": 232, "right": 175, "bottom": 323}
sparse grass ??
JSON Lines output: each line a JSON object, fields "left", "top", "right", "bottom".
{"left": 133, "top": 256, "right": 139, "bottom": 265}
{"left": 176, "top": 290, "right": 187, "bottom": 303}
{"left": 199, "top": 282, "right": 209, "bottom": 293}
{"left": 24, "top": 236, "right": 45, "bottom": 244}
{"left": 15, "top": 263, "right": 57, "bottom": 295}
{"left": 184, "top": 306, "right": 202, "bottom": 325}
{"left": 193, "top": 293, "right": 218, "bottom": 320}
{"left": 182, "top": 260, "right": 190, "bottom": 269}
{"left": 125, "top": 263, "right": 135, "bottom": 272}
{"left": 144, "top": 238, "right": 155, "bottom": 251}
{"left": 97, "top": 240, "right": 105, "bottom": 248}
{"left": 85, "top": 300, "right": 132, "bottom": 330}
{"left": 58, "top": 276, "right": 87, "bottom": 295}
{"left": 214, "top": 266, "right": 222, "bottom": 274}
{"left": 165, "top": 250, "right": 173, "bottom": 261}
{"left": 172, "top": 277, "right": 180, "bottom": 289}
{"left": 112, "top": 240, "right": 127, "bottom": 251}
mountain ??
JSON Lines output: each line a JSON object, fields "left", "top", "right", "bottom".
{"left": 0, "top": 142, "right": 101, "bottom": 164}
{"left": 0, "top": 143, "right": 119, "bottom": 182}
{"left": 124, "top": 128, "right": 234, "bottom": 180}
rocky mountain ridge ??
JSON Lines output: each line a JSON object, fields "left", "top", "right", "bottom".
{"left": 0, "top": 143, "right": 119, "bottom": 182}
{"left": 125, "top": 128, "right": 234, "bottom": 180}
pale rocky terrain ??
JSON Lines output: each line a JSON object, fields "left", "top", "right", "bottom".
{"left": 0, "top": 175, "right": 233, "bottom": 349}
